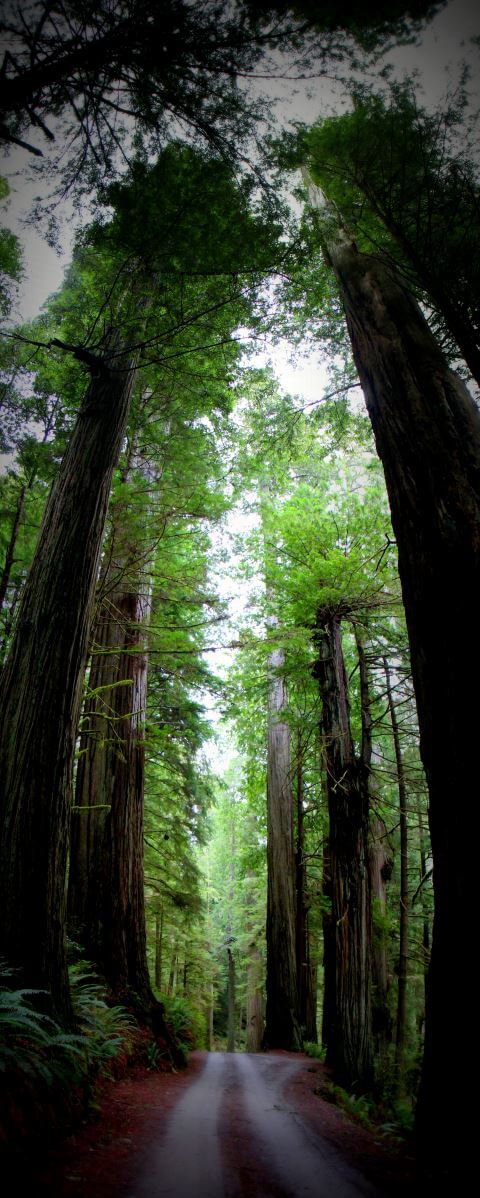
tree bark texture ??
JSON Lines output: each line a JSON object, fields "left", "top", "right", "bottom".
{"left": 323, "top": 231, "right": 480, "bottom": 1173}
{"left": 368, "top": 815, "right": 392, "bottom": 1072}
{"left": 314, "top": 614, "right": 373, "bottom": 1088}
{"left": 245, "top": 943, "right": 264, "bottom": 1053}
{"left": 155, "top": 909, "right": 163, "bottom": 991}
{"left": 245, "top": 867, "right": 264, "bottom": 1053}
{"left": 0, "top": 351, "right": 135, "bottom": 1020}
{"left": 358, "top": 185, "right": 480, "bottom": 389}
{"left": 295, "top": 733, "right": 308, "bottom": 1035}
{"left": 304, "top": 953, "right": 318, "bottom": 1044}
{"left": 355, "top": 625, "right": 392, "bottom": 1070}
{"left": 68, "top": 576, "right": 154, "bottom": 1017}
{"left": 383, "top": 656, "right": 409, "bottom": 1088}
{"left": 263, "top": 643, "right": 302, "bottom": 1050}
{"left": 321, "top": 827, "right": 336, "bottom": 1055}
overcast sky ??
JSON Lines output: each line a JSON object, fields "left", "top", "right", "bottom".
{"left": 0, "top": 0, "right": 478, "bottom": 406}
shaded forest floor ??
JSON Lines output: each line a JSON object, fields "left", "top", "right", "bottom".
{"left": 2, "top": 1050, "right": 419, "bottom": 1197}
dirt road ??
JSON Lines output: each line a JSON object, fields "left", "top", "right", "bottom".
{"left": 129, "top": 1052, "right": 384, "bottom": 1198}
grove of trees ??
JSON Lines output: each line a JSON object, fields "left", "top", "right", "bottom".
{"left": 1, "top": 0, "right": 478, "bottom": 1185}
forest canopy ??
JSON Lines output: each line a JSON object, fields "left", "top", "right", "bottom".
{"left": 0, "top": 0, "right": 478, "bottom": 1187}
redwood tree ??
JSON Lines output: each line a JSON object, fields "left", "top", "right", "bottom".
{"left": 0, "top": 339, "right": 136, "bottom": 1019}
{"left": 314, "top": 612, "right": 373, "bottom": 1088}
{"left": 306, "top": 183, "right": 480, "bottom": 1176}
{"left": 263, "top": 638, "right": 302, "bottom": 1050}
{"left": 68, "top": 556, "right": 154, "bottom": 1018}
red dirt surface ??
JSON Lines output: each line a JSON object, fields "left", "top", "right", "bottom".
{"left": 5, "top": 1051, "right": 419, "bottom": 1197}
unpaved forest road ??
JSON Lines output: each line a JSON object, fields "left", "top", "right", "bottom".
{"left": 129, "top": 1052, "right": 384, "bottom": 1198}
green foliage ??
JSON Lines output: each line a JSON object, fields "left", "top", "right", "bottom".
{"left": 0, "top": 957, "right": 136, "bottom": 1113}
{"left": 0, "top": 178, "right": 23, "bottom": 316}
{"left": 0, "top": 964, "right": 86, "bottom": 1090}
{"left": 304, "top": 81, "right": 480, "bottom": 368}
{"left": 69, "top": 961, "right": 137, "bottom": 1071}
{"left": 304, "top": 1040, "right": 326, "bottom": 1061}
{"left": 326, "top": 1082, "right": 376, "bottom": 1128}
{"left": 160, "top": 994, "right": 207, "bottom": 1052}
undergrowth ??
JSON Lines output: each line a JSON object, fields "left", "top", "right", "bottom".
{"left": 0, "top": 957, "right": 139, "bottom": 1149}
{"left": 302, "top": 1039, "right": 414, "bottom": 1145}
{"left": 159, "top": 993, "right": 206, "bottom": 1053}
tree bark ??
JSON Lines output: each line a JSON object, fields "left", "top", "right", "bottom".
{"left": 304, "top": 953, "right": 318, "bottom": 1044}
{"left": 155, "top": 909, "right": 163, "bottom": 991}
{"left": 314, "top": 614, "right": 373, "bottom": 1088}
{"left": 68, "top": 573, "right": 156, "bottom": 1019}
{"left": 358, "top": 183, "right": 480, "bottom": 389}
{"left": 368, "top": 815, "right": 392, "bottom": 1073}
{"left": 383, "top": 656, "right": 409, "bottom": 1090}
{"left": 245, "top": 867, "right": 264, "bottom": 1053}
{"left": 0, "top": 347, "right": 135, "bottom": 1020}
{"left": 263, "top": 640, "right": 302, "bottom": 1050}
{"left": 295, "top": 732, "right": 308, "bottom": 1036}
{"left": 321, "top": 822, "right": 336, "bottom": 1055}
{"left": 355, "top": 624, "right": 392, "bottom": 1073}
{"left": 318, "top": 216, "right": 480, "bottom": 1174}
{"left": 245, "top": 943, "right": 264, "bottom": 1053}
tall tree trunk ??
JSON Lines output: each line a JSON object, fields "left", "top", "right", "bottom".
{"left": 355, "top": 624, "right": 392, "bottom": 1074}
{"left": 359, "top": 185, "right": 480, "bottom": 389}
{"left": 313, "top": 195, "right": 480, "bottom": 1173}
{"left": 155, "top": 908, "right": 163, "bottom": 991}
{"left": 167, "top": 943, "right": 177, "bottom": 996}
{"left": 368, "top": 815, "right": 392, "bottom": 1074}
{"left": 245, "top": 942, "right": 264, "bottom": 1053}
{"left": 314, "top": 614, "right": 373, "bottom": 1088}
{"left": 0, "top": 347, "right": 136, "bottom": 1020}
{"left": 321, "top": 822, "right": 336, "bottom": 1055}
{"left": 416, "top": 796, "right": 431, "bottom": 1002}
{"left": 68, "top": 574, "right": 155, "bottom": 1018}
{"left": 245, "top": 865, "right": 264, "bottom": 1053}
{"left": 227, "top": 947, "right": 236, "bottom": 1053}
{"left": 383, "top": 656, "right": 409, "bottom": 1090}
{"left": 295, "top": 731, "right": 308, "bottom": 1036}
{"left": 263, "top": 638, "right": 302, "bottom": 1050}
{"left": 304, "top": 921, "right": 318, "bottom": 1044}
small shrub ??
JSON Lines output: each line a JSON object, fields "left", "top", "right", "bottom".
{"left": 160, "top": 994, "right": 205, "bottom": 1052}
{"left": 69, "top": 960, "right": 137, "bottom": 1074}
{"left": 304, "top": 1041, "right": 326, "bottom": 1062}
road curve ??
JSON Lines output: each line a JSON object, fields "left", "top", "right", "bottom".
{"left": 129, "top": 1052, "right": 385, "bottom": 1198}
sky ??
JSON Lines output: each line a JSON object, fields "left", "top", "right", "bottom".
{"left": 2, "top": 0, "right": 478, "bottom": 353}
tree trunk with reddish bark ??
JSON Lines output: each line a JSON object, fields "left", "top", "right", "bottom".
{"left": 245, "top": 867, "right": 264, "bottom": 1053}
{"left": 315, "top": 205, "right": 480, "bottom": 1174}
{"left": 263, "top": 638, "right": 302, "bottom": 1051}
{"left": 369, "top": 815, "right": 392, "bottom": 1073}
{"left": 355, "top": 624, "right": 392, "bottom": 1072}
{"left": 0, "top": 347, "right": 136, "bottom": 1021}
{"left": 68, "top": 574, "right": 154, "bottom": 1017}
{"left": 314, "top": 613, "right": 373, "bottom": 1088}
{"left": 383, "top": 656, "right": 409, "bottom": 1090}
{"left": 295, "top": 733, "right": 308, "bottom": 1036}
